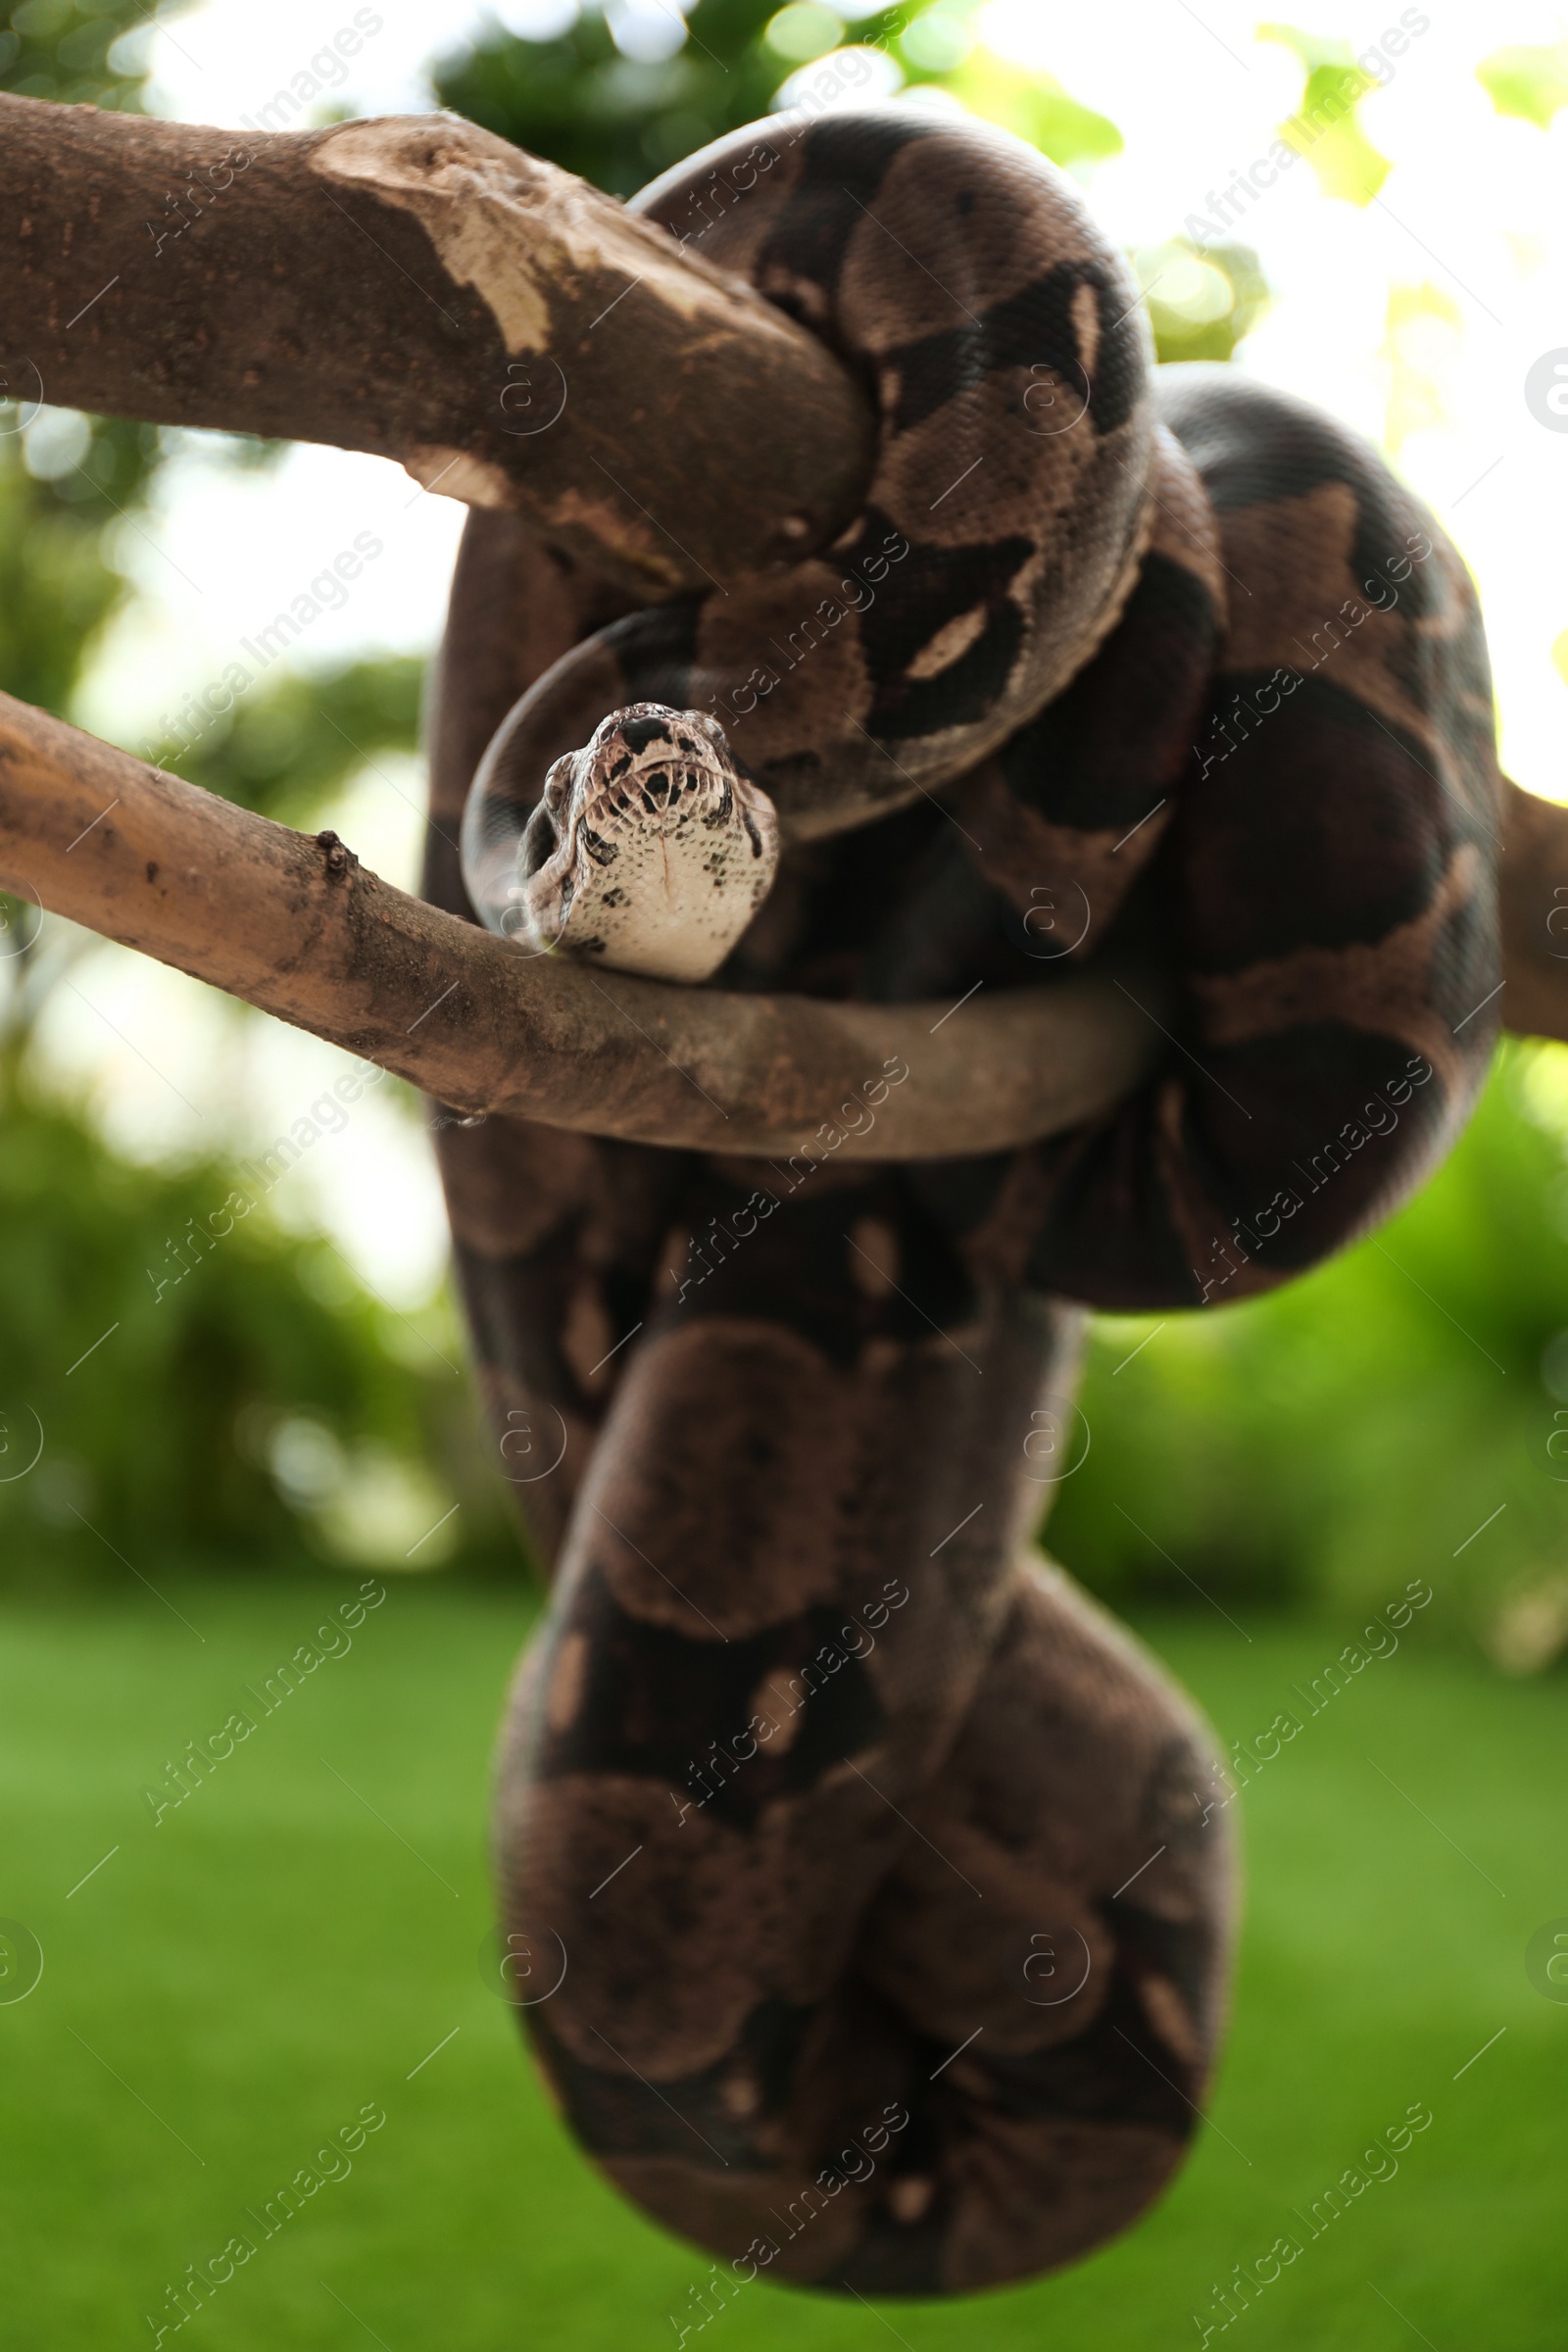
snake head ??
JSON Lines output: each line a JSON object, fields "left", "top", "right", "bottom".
{"left": 506, "top": 703, "right": 780, "bottom": 983}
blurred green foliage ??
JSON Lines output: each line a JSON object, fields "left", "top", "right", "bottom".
{"left": 429, "top": 0, "right": 1123, "bottom": 194}
{"left": 431, "top": 3, "right": 1257, "bottom": 359}
{"left": 0, "top": 413, "right": 163, "bottom": 718}
{"left": 1477, "top": 37, "right": 1568, "bottom": 130}
{"left": 150, "top": 654, "right": 426, "bottom": 823}
{"left": 0, "top": 3, "right": 422, "bottom": 799}
{"left": 0, "top": 1060, "right": 429, "bottom": 1577}
{"left": 0, "top": 2, "right": 442, "bottom": 1580}
{"left": 1131, "top": 240, "right": 1270, "bottom": 366}
{"left": 433, "top": 0, "right": 795, "bottom": 195}
{"left": 1257, "top": 23, "right": 1392, "bottom": 205}
{"left": 0, "top": 0, "right": 152, "bottom": 110}
{"left": 0, "top": 1, "right": 182, "bottom": 721}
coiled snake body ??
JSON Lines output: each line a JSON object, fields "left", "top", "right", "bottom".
{"left": 430, "top": 108, "right": 1500, "bottom": 2296}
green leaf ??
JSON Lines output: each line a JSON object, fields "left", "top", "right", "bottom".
{"left": 1477, "top": 39, "right": 1568, "bottom": 131}
{"left": 944, "top": 53, "right": 1122, "bottom": 170}
{"left": 1258, "top": 24, "right": 1392, "bottom": 205}
{"left": 1135, "top": 239, "right": 1270, "bottom": 366}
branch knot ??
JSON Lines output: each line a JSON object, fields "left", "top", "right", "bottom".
{"left": 316, "top": 828, "right": 358, "bottom": 878}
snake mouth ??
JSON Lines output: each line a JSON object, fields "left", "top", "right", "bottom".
{"left": 502, "top": 702, "right": 782, "bottom": 982}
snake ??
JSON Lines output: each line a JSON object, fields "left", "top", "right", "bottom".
{"left": 429, "top": 107, "right": 1501, "bottom": 2297}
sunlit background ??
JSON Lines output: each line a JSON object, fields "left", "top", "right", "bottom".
{"left": 4, "top": 6, "right": 1568, "bottom": 2346}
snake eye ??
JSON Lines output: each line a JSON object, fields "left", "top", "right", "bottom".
{"left": 518, "top": 802, "right": 559, "bottom": 881}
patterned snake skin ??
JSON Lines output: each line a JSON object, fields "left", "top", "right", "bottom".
{"left": 424, "top": 109, "right": 1501, "bottom": 2298}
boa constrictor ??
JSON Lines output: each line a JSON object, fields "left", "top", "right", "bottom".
{"left": 428, "top": 107, "right": 1500, "bottom": 2298}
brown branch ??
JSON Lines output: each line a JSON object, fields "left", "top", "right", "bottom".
{"left": 3, "top": 700, "right": 1563, "bottom": 1155}
{"left": 1499, "top": 778, "right": 1568, "bottom": 1043}
{"left": 0, "top": 97, "right": 874, "bottom": 595}
{"left": 0, "top": 693, "right": 1160, "bottom": 1158}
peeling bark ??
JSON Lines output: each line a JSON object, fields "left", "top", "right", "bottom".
{"left": 0, "top": 97, "right": 874, "bottom": 595}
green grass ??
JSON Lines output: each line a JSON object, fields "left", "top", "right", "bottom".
{"left": 1, "top": 1570, "right": 1564, "bottom": 2348}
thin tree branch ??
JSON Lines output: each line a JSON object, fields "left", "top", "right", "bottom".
{"left": 0, "top": 97, "right": 873, "bottom": 595}
{"left": 0, "top": 693, "right": 1161, "bottom": 1158}
{"left": 3, "top": 704, "right": 1563, "bottom": 1156}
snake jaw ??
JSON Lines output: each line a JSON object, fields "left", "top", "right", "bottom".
{"left": 505, "top": 703, "right": 780, "bottom": 984}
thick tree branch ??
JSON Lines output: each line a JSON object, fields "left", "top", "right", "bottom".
{"left": 0, "top": 97, "right": 874, "bottom": 595}
{"left": 0, "top": 694, "right": 1160, "bottom": 1159}
{"left": 1499, "top": 778, "right": 1568, "bottom": 1043}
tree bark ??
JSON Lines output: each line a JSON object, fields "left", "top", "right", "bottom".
{"left": 0, "top": 96, "right": 874, "bottom": 596}
{"left": 0, "top": 692, "right": 1161, "bottom": 1158}
{"left": 1499, "top": 778, "right": 1568, "bottom": 1044}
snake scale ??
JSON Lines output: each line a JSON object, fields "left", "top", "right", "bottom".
{"left": 425, "top": 109, "right": 1501, "bottom": 2297}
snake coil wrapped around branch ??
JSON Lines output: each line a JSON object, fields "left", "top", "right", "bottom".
{"left": 435, "top": 102, "right": 1498, "bottom": 2295}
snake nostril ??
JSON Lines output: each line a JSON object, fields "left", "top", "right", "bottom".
{"left": 619, "top": 715, "right": 672, "bottom": 756}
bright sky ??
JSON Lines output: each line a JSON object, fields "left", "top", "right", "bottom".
{"left": 37, "top": 0, "right": 1568, "bottom": 1303}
